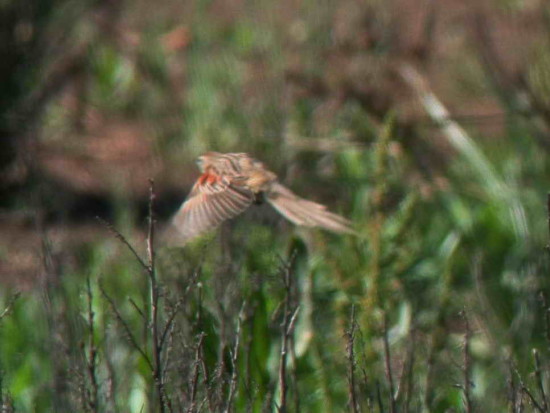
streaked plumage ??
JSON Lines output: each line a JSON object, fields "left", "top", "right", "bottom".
{"left": 172, "top": 152, "right": 354, "bottom": 242}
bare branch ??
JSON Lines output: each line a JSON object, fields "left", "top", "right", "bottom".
{"left": 460, "top": 310, "right": 473, "bottom": 413}
{"left": 277, "top": 255, "right": 298, "bottom": 413}
{"left": 345, "top": 305, "right": 360, "bottom": 413}
{"left": 198, "top": 333, "right": 215, "bottom": 413}
{"left": 513, "top": 362, "right": 546, "bottom": 413}
{"left": 546, "top": 193, "right": 550, "bottom": 251}
{"left": 539, "top": 292, "right": 550, "bottom": 351}
{"left": 376, "top": 381, "right": 385, "bottom": 413}
{"left": 382, "top": 315, "right": 396, "bottom": 413}
{"left": 396, "top": 324, "right": 416, "bottom": 413}
{"left": 533, "top": 349, "right": 548, "bottom": 412}
{"left": 188, "top": 333, "right": 206, "bottom": 413}
{"left": 507, "top": 360, "right": 517, "bottom": 413}
{"left": 160, "top": 297, "right": 184, "bottom": 350}
{"left": 96, "top": 217, "right": 149, "bottom": 271}
{"left": 146, "top": 179, "right": 168, "bottom": 413}
{"left": 99, "top": 283, "right": 153, "bottom": 371}
{"left": 147, "top": 178, "right": 156, "bottom": 276}
{"left": 225, "top": 303, "right": 246, "bottom": 412}
{"left": 85, "top": 278, "right": 99, "bottom": 413}
{"left": 128, "top": 298, "right": 147, "bottom": 323}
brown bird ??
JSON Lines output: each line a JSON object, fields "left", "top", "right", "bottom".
{"left": 172, "top": 152, "right": 354, "bottom": 242}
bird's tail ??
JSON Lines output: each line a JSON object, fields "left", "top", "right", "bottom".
{"left": 266, "top": 182, "right": 355, "bottom": 234}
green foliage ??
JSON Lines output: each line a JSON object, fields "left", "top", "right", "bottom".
{"left": 4, "top": 1, "right": 550, "bottom": 411}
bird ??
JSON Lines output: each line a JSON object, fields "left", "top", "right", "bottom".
{"left": 171, "top": 152, "right": 354, "bottom": 242}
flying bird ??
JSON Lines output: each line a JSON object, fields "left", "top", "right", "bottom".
{"left": 171, "top": 152, "right": 354, "bottom": 242}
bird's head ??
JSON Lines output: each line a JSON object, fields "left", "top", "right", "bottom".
{"left": 196, "top": 152, "right": 223, "bottom": 172}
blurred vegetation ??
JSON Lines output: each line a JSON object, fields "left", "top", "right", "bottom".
{"left": 2, "top": 0, "right": 550, "bottom": 411}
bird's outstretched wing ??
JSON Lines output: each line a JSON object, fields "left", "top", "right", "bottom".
{"left": 172, "top": 172, "right": 254, "bottom": 242}
{"left": 266, "top": 182, "right": 355, "bottom": 234}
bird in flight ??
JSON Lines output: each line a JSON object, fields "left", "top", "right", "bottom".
{"left": 171, "top": 152, "right": 354, "bottom": 242}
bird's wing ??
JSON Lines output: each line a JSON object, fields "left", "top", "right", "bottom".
{"left": 172, "top": 172, "right": 254, "bottom": 242}
{"left": 266, "top": 182, "right": 355, "bottom": 234}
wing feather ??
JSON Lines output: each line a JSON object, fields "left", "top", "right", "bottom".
{"left": 206, "top": 195, "right": 226, "bottom": 223}
{"left": 266, "top": 182, "right": 355, "bottom": 234}
{"left": 172, "top": 174, "right": 254, "bottom": 242}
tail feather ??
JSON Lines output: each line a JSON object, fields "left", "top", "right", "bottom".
{"left": 266, "top": 183, "right": 355, "bottom": 234}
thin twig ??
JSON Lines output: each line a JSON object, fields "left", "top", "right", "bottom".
{"left": 397, "top": 325, "right": 416, "bottom": 413}
{"left": 354, "top": 321, "right": 371, "bottom": 407}
{"left": 284, "top": 304, "right": 301, "bottom": 411}
{"left": 99, "top": 283, "right": 153, "bottom": 370}
{"left": 128, "top": 297, "right": 148, "bottom": 323}
{"left": 160, "top": 316, "right": 176, "bottom": 396}
{"left": 85, "top": 278, "right": 99, "bottom": 413}
{"left": 198, "top": 332, "right": 215, "bottom": 413}
{"left": 98, "top": 180, "right": 170, "bottom": 412}
{"left": 539, "top": 293, "right": 550, "bottom": 351}
{"left": 539, "top": 293, "right": 550, "bottom": 353}
{"left": 519, "top": 389, "right": 526, "bottom": 413}
{"left": 160, "top": 297, "right": 185, "bottom": 350}
{"left": 513, "top": 362, "right": 546, "bottom": 413}
{"left": 192, "top": 283, "right": 215, "bottom": 411}
{"left": 461, "top": 310, "right": 473, "bottom": 413}
{"left": 225, "top": 303, "right": 246, "bottom": 412}
{"left": 277, "top": 257, "right": 298, "bottom": 413}
{"left": 508, "top": 360, "right": 517, "bottom": 413}
{"left": 546, "top": 193, "right": 550, "bottom": 251}
{"left": 533, "top": 349, "right": 548, "bottom": 412}
{"left": 146, "top": 179, "right": 167, "bottom": 413}
{"left": 96, "top": 217, "right": 149, "bottom": 271}
{"left": 103, "top": 323, "right": 117, "bottom": 413}
{"left": 289, "top": 331, "right": 301, "bottom": 413}
{"left": 382, "top": 315, "right": 396, "bottom": 413}
{"left": 244, "top": 308, "right": 255, "bottom": 409}
{"left": 286, "top": 307, "right": 300, "bottom": 336}
{"left": 147, "top": 179, "right": 156, "bottom": 275}
{"left": 346, "top": 305, "right": 360, "bottom": 413}
{"left": 278, "top": 319, "right": 289, "bottom": 412}
{"left": 522, "top": 386, "right": 545, "bottom": 413}
{"left": 376, "top": 381, "right": 385, "bottom": 413}
{"left": 162, "top": 271, "right": 200, "bottom": 350}
{"left": 188, "top": 333, "right": 206, "bottom": 413}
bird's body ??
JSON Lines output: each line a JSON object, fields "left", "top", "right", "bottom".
{"left": 172, "top": 152, "right": 354, "bottom": 242}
